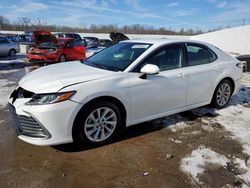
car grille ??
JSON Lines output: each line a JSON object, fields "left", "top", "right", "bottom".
{"left": 31, "top": 52, "right": 44, "bottom": 56}
{"left": 29, "top": 59, "right": 45, "bottom": 64}
{"left": 8, "top": 103, "right": 50, "bottom": 138}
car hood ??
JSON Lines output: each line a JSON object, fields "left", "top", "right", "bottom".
{"left": 19, "top": 61, "right": 112, "bottom": 93}
{"left": 33, "top": 30, "right": 60, "bottom": 46}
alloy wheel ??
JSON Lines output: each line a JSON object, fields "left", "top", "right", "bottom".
{"left": 84, "top": 107, "right": 117, "bottom": 142}
{"left": 216, "top": 82, "right": 231, "bottom": 106}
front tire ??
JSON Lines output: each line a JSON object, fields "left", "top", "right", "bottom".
{"left": 73, "top": 101, "right": 122, "bottom": 145}
{"left": 59, "top": 54, "right": 66, "bottom": 62}
{"left": 8, "top": 49, "right": 16, "bottom": 58}
{"left": 211, "top": 79, "right": 232, "bottom": 109}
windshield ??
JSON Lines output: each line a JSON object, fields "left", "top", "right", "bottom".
{"left": 83, "top": 42, "right": 151, "bottom": 71}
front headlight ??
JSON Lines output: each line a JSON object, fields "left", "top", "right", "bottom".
{"left": 25, "top": 91, "right": 76, "bottom": 105}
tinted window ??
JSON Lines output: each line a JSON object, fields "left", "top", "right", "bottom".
{"left": 0, "top": 37, "right": 9, "bottom": 44}
{"left": 133, "top": 44, "right": 185, "bottom": 72}
{"left": 186, "top": 43, "right": 217, "bottom": 66}
{"left": 69, "top": 40, "right": 82, "bottom": 47}
{"left": 73, "top": 34, "right": 82, "bottom": 40}
{"left": 83, "top": 42, "right": 151, "bottom": 71}
{"left": 57, "top": 34, "right": 64, "bottom": 37}
{"left": 65, "top": 34, "right": 73, "bottom": 38}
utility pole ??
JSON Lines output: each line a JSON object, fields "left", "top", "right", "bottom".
{"left": 243, "top": 18, "right": 245, "bottom": 26}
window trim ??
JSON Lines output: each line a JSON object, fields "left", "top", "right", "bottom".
{"left": 131, "top": 42, "right": 187, "bottom": 73}
{"left": 185, "top": 42, "right": 218, "bottom": 67}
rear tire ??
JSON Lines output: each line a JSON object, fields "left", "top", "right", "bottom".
{"left": 211, "top": 79, "right": 232, "bottom": 109}
{"left": 8, "top": 49, "right": 16, "bottom": 58}
{"left": 59, "top": 54, "right": 66, "bottom": 62}
{"left": 73, "top": 101, "right": 122, "bottom": 146}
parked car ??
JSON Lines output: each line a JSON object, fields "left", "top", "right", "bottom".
{"left": 28, "top": 31, "right": 86, "bottom": 63}
{"left": 9, "top": 39, "right": 242, "bottom": 146}
{"left": 6, "top": 35, "right": 19, "bottom": 42}
{"left": 54, "top": 33, "right": 87, "bottom": 46}
{"left": 84, "top": 37, "right": 99, "bottom": 48}
{"left": 99, "top": 39, "right": 113, "bottom": 48}
{"left": 24, "top": 31, "right": 33, "bottom": 42}
{"left": 54, "top": 33, "right": 82, "bottom": 40}
{"left": 0, "top": 36, "right": 20, "bottom": 57}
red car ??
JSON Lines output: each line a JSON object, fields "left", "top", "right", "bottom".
{"left": 28, "top": 31, "right": 86, "bottom": 63}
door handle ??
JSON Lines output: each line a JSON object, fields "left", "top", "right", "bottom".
{"left": 176, "top": 73, "right": 185, "bottom": 78}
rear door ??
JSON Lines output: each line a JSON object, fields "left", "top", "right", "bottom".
{"left": 185, "top": 43, "right": 219, "bottom": 105}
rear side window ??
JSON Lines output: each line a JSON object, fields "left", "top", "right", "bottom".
{"left": 68, "top": 40, "right": 83, "bottom": 47}
{"left": 186, "top": 43, "right": 217, "bottom": 66}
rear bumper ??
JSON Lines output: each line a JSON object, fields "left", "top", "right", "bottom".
{"left": 233, "top": 78, "right": 241, "bottom": 95}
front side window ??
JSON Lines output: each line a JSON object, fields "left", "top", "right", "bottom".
{"left": 0, "top": 37, "right": 9, "bottom": 44}
{"left": 133, "top": 44, "right": 185, "bottom": 72}
{"left": 186, "top": 43, "right": 217, "bottom": 66}
{"left": 83, "top": 42, "right": 152, "bottom": 71}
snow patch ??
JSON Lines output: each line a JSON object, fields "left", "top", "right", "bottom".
{"left": 202, "top": 124, "right": 214, "bottom": 132}
{"left": 216, "top": 105, "right": 250, "bottom": 155}
{"left": 169, "top": 121, "right": 190, "bottom": 132}
{"left": 181, "top": 146, "right": 250, "bottom": 186}
{"left": 0, "top": 78, "right": 16, "bottom": 108}
{"left": 214, "top": 85, "right": 250, "bottom": 155}
{"left": 0, "top": 69, "right": 24, "bottom": 108}
{"left": 169, "top": 138, "right": 182, "bottom": 144}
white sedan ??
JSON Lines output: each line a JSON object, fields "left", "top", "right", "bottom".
{"left": 8, "top": 39, "right": 242, "bottom": 146}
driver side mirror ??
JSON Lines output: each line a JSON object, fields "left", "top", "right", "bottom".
{"left": 140, "top": 64, "right": 159, "bottom": 79}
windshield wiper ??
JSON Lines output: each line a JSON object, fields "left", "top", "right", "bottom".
{"left": 85, "top": 60, "right": 118, "bottom": 71}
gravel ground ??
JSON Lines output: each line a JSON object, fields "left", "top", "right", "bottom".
{"left": 0, "top": 56, "right": 250, "bottom": 188}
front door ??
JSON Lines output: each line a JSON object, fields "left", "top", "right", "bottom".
{"left": 64, "top": 40, "right": 85, "bottom": 60}
{"left": 129, "top": 43, "right": 188, "bottom": 122}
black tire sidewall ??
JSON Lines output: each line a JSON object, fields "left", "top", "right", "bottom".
{"left": 212, "top": 80, "right": 232, "bottom": 109}
{"left": 73, "top": 101, "right": 122, "bottom": 145}
{"left": 9, "top": 49, "right": 16, "bottom": 57}
{"left": 59, "top": 55, "right": 65, "bottom": 62}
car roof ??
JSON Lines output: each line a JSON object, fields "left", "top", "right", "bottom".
{"left": 122, "top": 38, "right": 210, "bottom": 46}
{"left": 57, "top": 37, "right": 73, "bottom": 41}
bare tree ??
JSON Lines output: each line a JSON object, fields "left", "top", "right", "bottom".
{"left": 18, "top": 17, "right": 31, "bottom": 31}
{"left": 0, "top": 15, "right": 205, "bottom": 35}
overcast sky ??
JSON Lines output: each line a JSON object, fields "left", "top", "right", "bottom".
{"left": 1, "top": 0, "right": 250, "bottom": 30}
